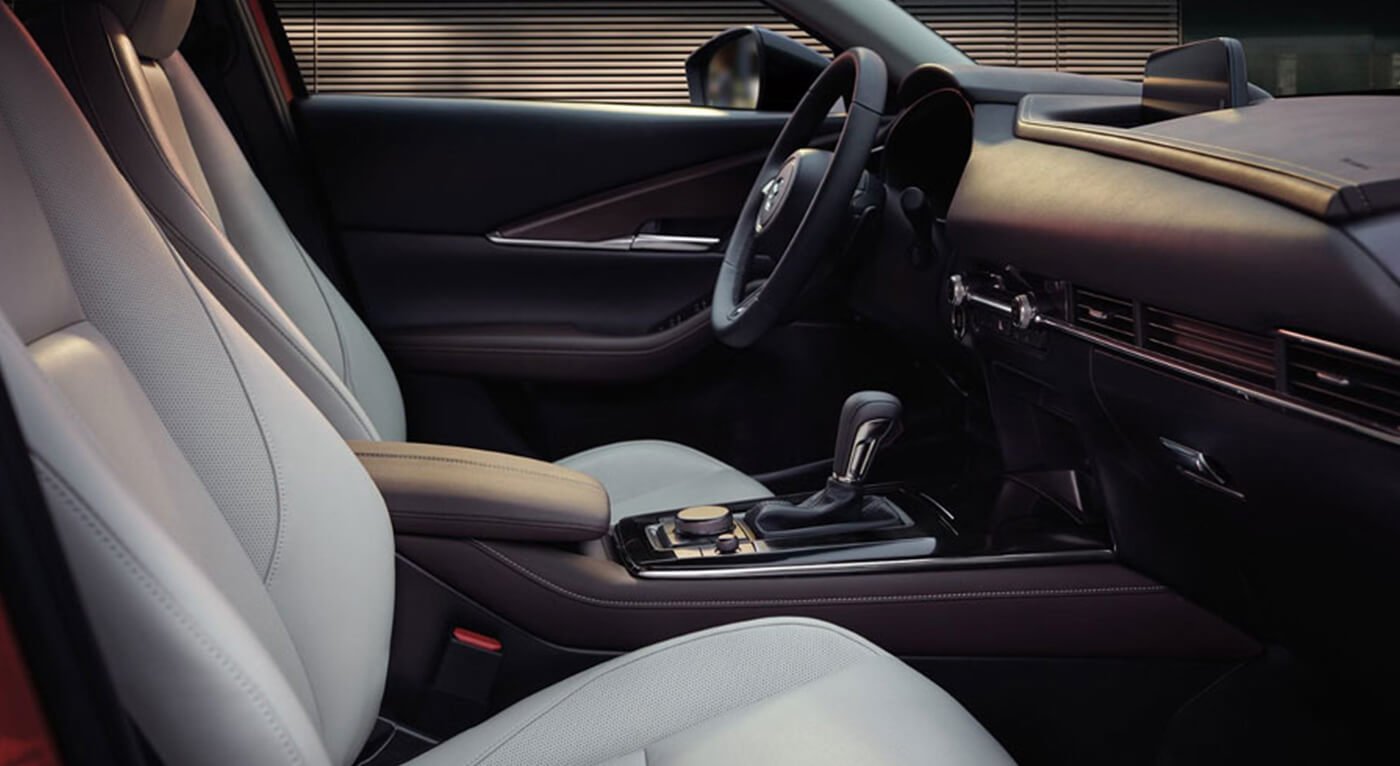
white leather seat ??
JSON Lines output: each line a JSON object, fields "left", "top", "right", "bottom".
{"left": 33, "top": 0, "right": 771, "bottom": 516}
{"left": 0, "top": 7, "right": 1013, "bottom": 764}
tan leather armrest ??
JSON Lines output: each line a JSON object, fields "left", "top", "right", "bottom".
{"left": 348, "top": 441, "right": 610, "bottom": 542}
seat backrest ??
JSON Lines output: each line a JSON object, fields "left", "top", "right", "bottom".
{"left": 32, "top": 0, "right": 407, "bottom": 441}
{"left": 0, "top": 6, "right": 394, "bottom": 764}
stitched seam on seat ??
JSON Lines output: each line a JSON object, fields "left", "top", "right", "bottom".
{"left": 66, "top": 28, "right": 377, "bottom": 441}
{"left": 164, "top": 255, "right": 289, "bottom": 587}
{"left": 465, "top": 619, "right": 879, "bottom": 765}
{"left": 35, "top": 462, "right": 309, "bottom": 766}
{"left": 160, "top": 217, "right": 379, "bottom": 440}
{"left": 357, "top": 452, "right": 605, "bottom": 492}
{"left": 79, "top": 14, "right": 222, "bottom": 240}
{"left": 0, "top": 57, "right": 294, "bottom": 586}
{"left": 473, "top": 542, "right": 1166, "bottom": 608}
{"left": 298, "top": 247, "right": 354, "bottom": 390}
{"left": 64, "top": 13, "right": 376, "bottom": 440}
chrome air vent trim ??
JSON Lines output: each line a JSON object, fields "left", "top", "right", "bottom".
{"left": 1072, "top": 288, "right": 1136, "bottom": 343}
{"left": 1142, "top": 307, "right": 1276, "bottom": 387}
{"left": 1283, "top": 330, "right": 1400, "bottom": 434}
{"left": 1038, "top": 316, "right": 1400, "bottom": 448}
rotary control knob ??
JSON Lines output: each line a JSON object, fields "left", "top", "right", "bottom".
{"left": 1011, "top": 293, "right": 1038, "bottom": 329}
{"left": 674, "top": 505, "right": 734, "bottom": 537}
{"left": 948, "top": 274, "right": 969, "bottom": 307}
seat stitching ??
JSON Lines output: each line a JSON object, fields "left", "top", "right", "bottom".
{"left": 6, "top": 18, "right": 320, "bottom": 737}
{"left": 473, "top": 541, "right": 1166, "bottom": 608}
{"left": 168, "top": 56, "right": 358, "bottom": 407}
{"left": 464, "top": 619, "right": 879, "bottom": 765}
{"left": 160, "top": 215, "right": 379, "bottom": 439}
{"left": 356, "top": 451, "right": 605, "bottom": 492}
{"left": 157, "top": 248, "right": 337, "bottom": 733}
{"left": 35, "top": 462, "right": 309, "bottom": 765}
{"left": 66, "top": 26, "right": 377, "bottom": 441}
{"left": 296, "top": 242, "right": 354, "bottom": 390}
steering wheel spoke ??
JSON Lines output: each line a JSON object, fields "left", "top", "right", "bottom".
{"left": 710, "top": 48, "right": 887, "bottom": 348}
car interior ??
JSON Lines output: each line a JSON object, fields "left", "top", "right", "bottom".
{"left": 0, "top": 0, "right": 1397, "bottom": 764}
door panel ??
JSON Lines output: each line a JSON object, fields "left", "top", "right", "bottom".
{"left": 296, "top": 95, "right": 898, "bottom": 469}
{"left": 296, "top": 96, "right": 794, "bottom": 235}
{"left": 342, "top": 232, "right": 720, "bottom": 382}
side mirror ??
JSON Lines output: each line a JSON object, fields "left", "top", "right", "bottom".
{"left": 685, "top": 26, "right": 829, "bottom": 111}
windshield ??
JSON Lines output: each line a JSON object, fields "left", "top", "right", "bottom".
{"left": 895, "top": 1, "right": 1398, "bottom": 95}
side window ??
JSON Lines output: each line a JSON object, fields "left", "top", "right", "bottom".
{"left": 896, "top": 0, "right": 1181, "bottom": 81}
{"left": 273, "top": 0, "right": 828, "bottom": 104}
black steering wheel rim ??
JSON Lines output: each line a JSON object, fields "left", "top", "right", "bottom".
{"left": 711, "top": 47, "right": 887, "bottom": 348}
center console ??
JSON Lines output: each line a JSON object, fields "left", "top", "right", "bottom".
{"left": 615, "top": 391, "right": 1111, "bottom": 578}
{"left": 616, "top": 474, "right": 1111, "bottom": 578}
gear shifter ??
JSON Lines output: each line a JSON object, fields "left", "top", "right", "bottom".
{"left": 745, "top": 392, "right": 905, "bottom": 538}
{"left": 831, "top": 391, "right": 902, "bottom": 485}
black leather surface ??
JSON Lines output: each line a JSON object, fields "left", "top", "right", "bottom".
{"left": 296, "top": 96, "right": 796, "bottom": 235}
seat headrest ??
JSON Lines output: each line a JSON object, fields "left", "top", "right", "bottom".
{"left": 100, "top": 0, "right": 194, "bottom": 59}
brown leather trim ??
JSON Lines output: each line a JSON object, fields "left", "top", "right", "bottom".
{"left": 1015, "top": 94, "right": 1400, "bottom": 222}
{"left": 498, "top": 150, "right": 764, "bottom": 243}
{"left": 350, "top": 441, "right": 609, "bottom": 542}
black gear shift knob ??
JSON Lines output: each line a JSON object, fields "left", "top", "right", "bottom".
{"left": 831, "top": 391, "right": 902, "bottom": 485}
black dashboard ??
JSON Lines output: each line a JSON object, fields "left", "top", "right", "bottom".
{"left": 865, "top": 62, "right": 1400, "bottom": 694}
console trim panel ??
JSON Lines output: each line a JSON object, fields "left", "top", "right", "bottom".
{"left": 630, "top": 547, "right": 1115, "bottom": 579}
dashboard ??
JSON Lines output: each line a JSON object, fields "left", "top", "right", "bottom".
{"left": 863, "top": 62, "right": 1400, "bottom": 689}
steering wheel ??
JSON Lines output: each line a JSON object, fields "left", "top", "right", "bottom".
{"left": 711, "top": 48, "right": 888, "bottom": 348}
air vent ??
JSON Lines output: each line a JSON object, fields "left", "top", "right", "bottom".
{"left": 1143, "top": 308, "right": 1275, "bottom": 386}
{"left": 1286, "top": 336, "right": 1400, "bottom": 432}
{"left": 1073, "top": 288, "right": 1136, "bottom": 343}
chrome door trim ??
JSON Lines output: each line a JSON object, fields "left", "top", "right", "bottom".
{"left": 487, "top": 232, "right": 720, "bottom": 252}
{"left": 486, "top": 233, "right": 634, "bottom": 251}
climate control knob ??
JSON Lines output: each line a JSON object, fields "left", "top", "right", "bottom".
{"left": 1012, "top": 293, "right": 1038, "bottom": 329}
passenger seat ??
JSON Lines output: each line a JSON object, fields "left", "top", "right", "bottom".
{"left": 30, "top": 0, "right": 773, "bottom": 519}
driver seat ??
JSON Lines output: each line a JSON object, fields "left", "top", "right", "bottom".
{"left": 31, "top": 0, "right": 772, "bottom": 519}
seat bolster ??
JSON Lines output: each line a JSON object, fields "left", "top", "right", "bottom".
{"left": 0, "top": 321, "right": 335, "bottom": 766}
{"left": 163, "top": 55, "right": 408, "bottom": 440}
{"left": 409, "top": 617, "right": 1015, "bottom": 766}
{"left": 556, "top": 439, "right": 772, "bottom": 519}
{"left": 33, "top": 3, "right": 386, "bottom": 443}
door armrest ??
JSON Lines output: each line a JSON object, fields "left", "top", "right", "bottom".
{"left": 348, "top": 441, "right": 610, "bottom": 542}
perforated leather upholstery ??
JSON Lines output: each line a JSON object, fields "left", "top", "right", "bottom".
{"left": 0, "top": 6, "right": 1013, "bottom": 765}
{"left": 36, "top": 0, "right": 771, "bottom": 515}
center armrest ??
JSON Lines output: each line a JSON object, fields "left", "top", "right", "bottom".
{"left": 348, "top": 440, "right": 610, "bottom": 542}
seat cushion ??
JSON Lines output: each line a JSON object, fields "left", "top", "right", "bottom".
{"left": 409, "top": 617, "right": 1014, "bottom": 766}
{"left": 556, "top": 439, "right": 772, "bottom": 520}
